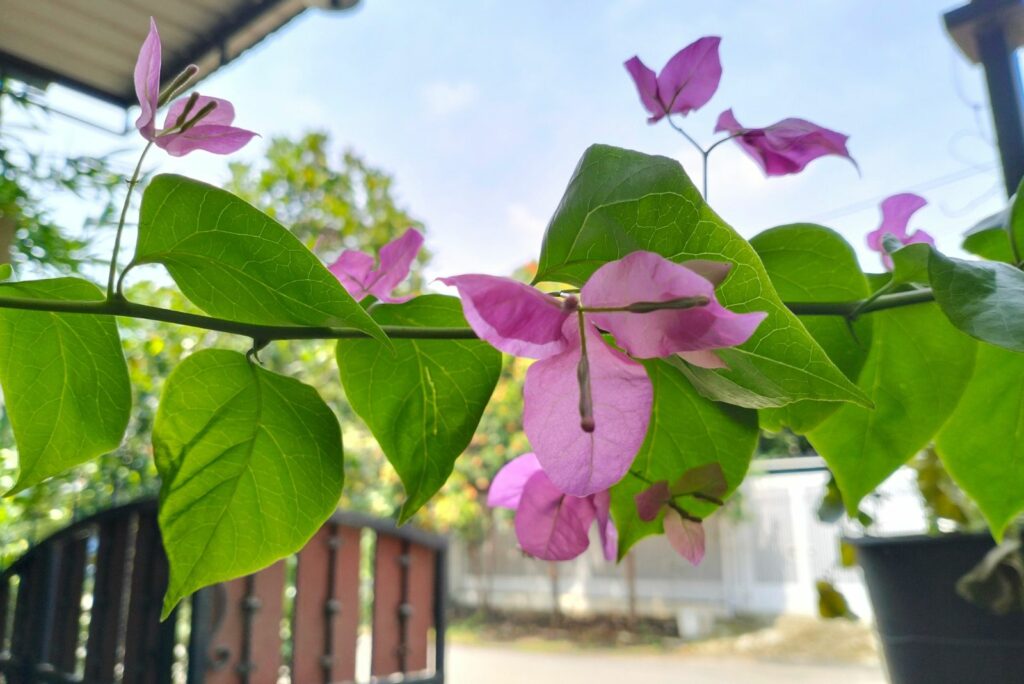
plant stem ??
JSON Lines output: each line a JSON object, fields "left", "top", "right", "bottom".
{"left": 582, "top": 295, "right": 708, "bottom": 314}
{"left": 106, "top": 142, "right": 153, "bottom": 299}
{"left": 576, "top": 308, "right": 595, "bottom": 432}
{"left": 704, "top": 133, "right": 741, "bottom": 158}
{"left": 785, "top": 288, "right": 934, "bottom": 317}
{"left": 0, "top": 287, "right": 935, "bottom": 341}
{"left": 668, "top": 502, "right": 703, "bottom": 524}
{"left": 847, "top": 279, "right": 895, "bottom": 320}
{"left": 665, "top": 116, "right": 710, "bottom": 200}
{"left": 0, "top": 295, "right": 477, "bottom": 340}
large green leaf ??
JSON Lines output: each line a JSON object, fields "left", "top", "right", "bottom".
{"left": 134, "top": 174, "right": 385, "bottom": 343}
{"left": 0, "top": 278, "right": 130, "bottom": 492}
{"left": 750, "top": 224, "right": 873, "bottom": 432}
{"left": 155, "top": 349, "right": 343, "bottom": 617}
{"left": 337, "top": 295, "right": 501, "bottom": 523}
{"left": 808, "top": 303, "right": 975, "bottom": 512}
{"left": 536, "top": 144, "right": 868, "bottom": 409}
{"left": 611, "top": 359, "right": 758, "bottom": 558}
{"left": 936, "top": 343, "right": 1024, "bottom": 539}
{"left": 929, "top": 250, "right": 1024, "bottom": 352}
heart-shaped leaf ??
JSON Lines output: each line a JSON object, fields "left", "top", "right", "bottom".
{"left": 135, "top": 174, "right": 386, "bottom": 344}
{"left": 336, "top": 295, "right": 501, "bottom": 522}
{"left": 750, "top": 224, "right": 873, "bottom": 432}
{"left": 611, "top": 359, "right": 758, "bottom": 558}
{"left": 808, "top": 303, "right": 975, "bottom": 512}
{"left": 0, "top": 278, "right": 130, "bottom": 492}
{"left": 155, "top": 349, "right": 343, "bottom": 617}
{"left": 937, "top": 342, "right": 1024, "bottom": 539}
{"left": 536, "top": 144, "right": 868, "bottom": 410}
{"left": 929, "top": 250, "right": 1024, "bottom": 352}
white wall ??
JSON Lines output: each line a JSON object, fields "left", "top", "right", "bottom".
{"left": 449, "top": 459, "right": 927, "bottom": 625}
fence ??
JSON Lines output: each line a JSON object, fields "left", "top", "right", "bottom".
{"left": 450, "top": 458, "right": 926, "bottom": 631}
{"left": 0, "top": 499, "right": 447, "bottom": 684}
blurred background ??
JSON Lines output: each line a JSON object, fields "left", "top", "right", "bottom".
{"left": 0, "top": 1, "right": 1014, "bottom": 682}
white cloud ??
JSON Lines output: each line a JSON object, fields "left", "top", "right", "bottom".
{"left": 420, "top": 80, "right": 479, "bottom": 116}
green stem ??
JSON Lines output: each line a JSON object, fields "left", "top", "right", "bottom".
{"left": 582, "top": 295, "right": 708, "bottom": 314}
{"left": 0, "top": 295, "right": 476, "bottom": 340}
{"left": 847, "top": 279, "right": 895, "bottom": 320}
{"left": 0, "top": 288, "right": 935, "bottom": 342}
{"left": 106, "top": 142, "right": 153, "bottom": 299}
{"left": 665, "top": 116, "right": 710, "bottom": 199}
{"left": 785, "top": 288, "right": 934, "bottom": 317}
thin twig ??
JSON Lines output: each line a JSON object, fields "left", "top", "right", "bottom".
{"left": 106, "top": 142, "right": 152, "bottom": 298}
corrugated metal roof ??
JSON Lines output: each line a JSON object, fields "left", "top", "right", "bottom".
{"left": 0, "top": 0, "right": 359, "bottom": 107}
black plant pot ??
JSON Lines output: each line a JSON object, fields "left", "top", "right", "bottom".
{"left": 850, "top": 533, "right": 1024, "bottom": 684}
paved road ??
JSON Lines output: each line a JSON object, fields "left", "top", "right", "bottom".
{"left": 447, "top": 643, "right": 887, "bottom": 684}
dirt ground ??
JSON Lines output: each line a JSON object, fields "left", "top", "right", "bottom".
{"left": 448, "top": 608, "right": 880, "bottom": 666}
{"left": 446, "top": 643, "right": 886, "bottom": 684}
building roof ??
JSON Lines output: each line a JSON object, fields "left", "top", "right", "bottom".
{"left": 0, "top": 0, "right": 358, "bottom": 108}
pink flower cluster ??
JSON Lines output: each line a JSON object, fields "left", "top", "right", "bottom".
{"left": 444, "top": 252, "right": 766, "bottom": 563}
{"left": 626, "top": 37, "right": 856, "bottom": 177}
{"left": 331, "top": 237, "right": 766, "bottom": 564}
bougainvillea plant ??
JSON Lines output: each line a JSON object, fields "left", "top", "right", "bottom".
{"left": 4, "top": 25, "right": 1024, "bottom": 615}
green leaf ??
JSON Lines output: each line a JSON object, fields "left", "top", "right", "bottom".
{"left": 936, "top": 343, "right": 1024, "bottom": 539}
{"left": 0, "top": 278, "right": 130, "bottom": 492}
{"left": 750, "top": 224, "right": 873, "bottom": 432}
{"left": 929, "top": 250, "right": 1024, "bottom": 352}
{"left": 671, "top": 354, "right": 793, "bottom": 409}
{"left": 0, "top": 264, "right": 11, "bottom": 281}
{"left": 337, "top": 295, "right": 501, "bottom": 523}
{"left": 808, "top": 303, "right": 975, "bottom": 513}
{"left": 963, "top": 204, "right": 1014, "bottom": 263}
{"left": 889, "top": 242, "right": 932, "bottom": 287}
{"left": 155, "top": 349, "right": 343, "bottom": 617}
{"left": 134, "top": 174, "right": 386, "bottom": 344}
{"left": 536, "top": 144, "right": 868, "bottom": 410}
{"left": 611, "top": 359, "right": 758, "bottom": 558}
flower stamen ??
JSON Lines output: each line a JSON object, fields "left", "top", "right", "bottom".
{"left": 576, "top": 309, "right": 595, "bottom": 433}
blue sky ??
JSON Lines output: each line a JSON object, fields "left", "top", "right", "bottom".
{"left": 29, "top": 0, "right": 1008, "bottom": 281}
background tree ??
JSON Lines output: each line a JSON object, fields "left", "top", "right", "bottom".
{"left": 0, "top": 129, "right": 437, "bottom": 557}
{"left": 0, "top": 82, "right": 124, "bottom": 273}
{"left": 225, "top": 131, "right": 429, "bottom": 283}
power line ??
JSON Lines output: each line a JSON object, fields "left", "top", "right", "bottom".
{"left": 807, "top": 162, "right": 1000, "bottom": 224}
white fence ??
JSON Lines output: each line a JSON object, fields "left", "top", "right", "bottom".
{"left": 449, "top": 458, "right": 926, "bottom": 631}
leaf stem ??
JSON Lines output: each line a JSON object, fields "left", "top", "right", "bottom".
{"left": 668, "top": 501, "right": 703, "bottom": 524}
{"left": 106, "top": 142, "right": 153, "bottom": 299}
{"left": 847, "top": 279, "right": 895, "bottom": 320}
